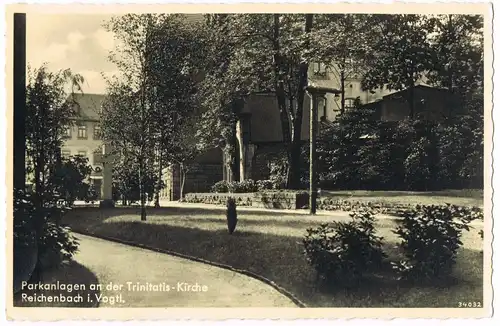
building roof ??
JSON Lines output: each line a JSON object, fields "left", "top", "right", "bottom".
{"left": 68, "top": 93, "right": 106, "bottom": 121}
{"left": 382, "top": 84, "right": 451, "bottom": 100}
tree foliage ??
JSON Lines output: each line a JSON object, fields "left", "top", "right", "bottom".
{"left": 102, "top": 14, "right": 203, "bottom": 216}
{"left": 16, "top": 65, "right": 85, "bottom": 281}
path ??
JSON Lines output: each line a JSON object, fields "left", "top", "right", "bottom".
{"left": 73, "top": 233, "right": 297, "bottom": 308}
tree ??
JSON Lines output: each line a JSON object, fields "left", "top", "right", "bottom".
{"left": 103, "top": 14, "right": 205, "bottom": 215}
{"left": 427, "top": 14, "right": 483, "bottom": 102}
{"left": 18, "top": 64, "right": 83, "bottom": 281}
{"left": 145, "top": 15, "right": 206, "bottom": 206}
{"left": 168, "top": 116, "right": 203, "bottom": 200}
{"left": 311, "top": 14, "right": 371, "bottom": 114}
{"left": 196, "top": 14, "right": 247, "bottom": 183}
{"left": 201, "top": 14, "right": 315, "bottom": 189}
{"left": 361, "top": 14, "right": 435, "bottom": 118}
{"left": 25, "top": 64, "right": 84, "bottom": 228}
{"left": 50, "top": 155, "right": 93, "bottom": 206}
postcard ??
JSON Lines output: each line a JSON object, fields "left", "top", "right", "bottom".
{"left": 4, "top": 1, "right": 494, "bottom": 321}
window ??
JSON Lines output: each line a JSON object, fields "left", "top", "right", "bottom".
{"left": 312, "top": 62, "right": 326, "bottom": 75}
{"left": 317, "top": 96, "right": 327, "bottom": 120}
{"left": 77, "top": 150, "right": 87, "bottom": 158}
{"left": 93, "top": 124, "right": 101, "bottom": 140}
{"left": 77, "top": 123, "right": 87, "bottom": 139}
{"left": 63, "top": 126, "right": 72, "bottom": 138}
{"left": 61, "top": 149, "right": 71, "bottom": 158}
{"left": 345, "top": 98, "right": 357, "bottom": 110}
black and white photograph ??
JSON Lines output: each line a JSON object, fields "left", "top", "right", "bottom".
{"left": 5, "top": 2, "right": 494, "bottom": 320}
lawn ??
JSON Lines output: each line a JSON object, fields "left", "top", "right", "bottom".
{"left": 319, "top": 189, "right": 484, "bottom": 207}
{"left": 64, "top": 205, "right": 484, "bottom": 308}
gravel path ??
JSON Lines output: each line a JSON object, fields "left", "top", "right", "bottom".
{"left": 73, "top": 233, "right": 297, "bottom": 307}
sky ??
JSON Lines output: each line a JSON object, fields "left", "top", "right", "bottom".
{"left": 27, "top": 13, "right": 120, "bottom": 94}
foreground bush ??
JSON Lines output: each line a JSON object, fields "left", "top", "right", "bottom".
{"left": 226, "top": 197, "right": 238, "bottom": 234}
{"left": 14, "top": 189, "right": 80, "bottom": 283}
{"left": 392, "top": 204, "right": 477, "bottom": 282}
{"left": 303, "top": 210, "right": 387, "bottom": 287}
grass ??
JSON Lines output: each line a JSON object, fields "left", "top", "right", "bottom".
{"left": 319, "top": 189, "right": 484, "bottom": 207}
{"left": 13, "top": 260, "right": 101, "bottom": 307}
{"left": 64, "top": 205, "right": 484, "bottom": 308}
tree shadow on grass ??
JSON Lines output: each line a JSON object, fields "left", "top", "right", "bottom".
{"left": 67, "top": 216, "right": 483, "bottom": 308}
{"left": 13, "top": 260, "right": 101, "bottom": 308}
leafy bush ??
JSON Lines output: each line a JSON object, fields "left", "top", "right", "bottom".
{"left": 268, "top": 158, "right": 288, "bottom": 190}
{"left": 37, "top": 222, "right": 79, "bottom": 271}
{"left": 50, "top": 155, "right": 93, "bottom": 206}
{"left": 14, "top": 188, "right": 79, "bottom": 282}
{"left": 211, "top": 179, "right": 259, "bottom": 193}
{"left": 233, "top": 179, "right": 258, "bottom": 193}
{"left": 211, "top": 180, "right": 230, "bottom": 193}
{"left": 392, "top": 204, "right": 476, "bottom": 282}
{"left": 256, "top": 179, "right": 274, "bottom": 191}
{"left": 314, "top": 101, "right": 483, "bottom": 191}
{"left": 303, "top": 210, "right": 387, "bottom": 287}
{"left": 226, "top": 197, "right": 238, "bottom": 234}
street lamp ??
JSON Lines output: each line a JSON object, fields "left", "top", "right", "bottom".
{"left": 305, "top": 84, "right": 341, "bottom": 215}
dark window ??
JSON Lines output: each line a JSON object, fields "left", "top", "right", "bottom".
{"left": 63, "top": 126, "right": 72, "bottom": 138}
{"left": 93, "top": 151, "right": 103, "bottom": 165}
{"left": 318, "top": 96, "right": 327, "bottom": 120}
{"left": 93, "top": 124, "right": 101, "bottom": 140}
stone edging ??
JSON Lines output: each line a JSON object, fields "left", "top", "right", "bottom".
{"left": 72, "top": 230, "right": 307, "bottom": 308}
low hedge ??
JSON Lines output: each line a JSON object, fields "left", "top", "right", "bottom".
{"left": 184, "top": 191, "right": 309, "bottom": 210}
{"left": 183, "top": 192, "right": 484, "bottom": 218}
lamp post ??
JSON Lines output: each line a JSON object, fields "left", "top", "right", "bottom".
{"left": 305, "top": 85, "right": 341, "bottom": 215}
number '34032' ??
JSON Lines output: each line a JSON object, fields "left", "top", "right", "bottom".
{"left": 458, "top": 302, "right": 482, "bottom": 308}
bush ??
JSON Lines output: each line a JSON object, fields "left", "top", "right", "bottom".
{"left": 233, "top": 179, "right": 258, "bottom": 193}
{"left": 51, "top": 155, "right": 93, "bottom": 206}
{"left": 392, "top": 204, "right": 476, "bottom": 283}
{"left": 14, "top": 188, "right": 79, "bottom": 284}
{"left": 37, "top": 222, "right": 79, "bottom": 271}
{"left": 211, "top": 180, "right": 229, "bottom": 193}
{"left": 256, "top": 179, "right": 274, "bottom": 191}
{"left": 303, "top": 209, "right": 387, "bottom": 287}
{"left": 226, "top": 197, "right": 238, "bottom": 234}
{"left": 211, "top": 179, "right": 259, "bottom": 193}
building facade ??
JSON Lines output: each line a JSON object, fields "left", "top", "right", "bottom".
{"left": 62, "top": 93, "right": 106, "bottom": 198}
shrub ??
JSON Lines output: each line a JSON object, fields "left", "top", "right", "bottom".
{"left": 211, "top": 180, "right": 230, "bottom": 193}
{"left": 234, "top": 179, "right": 258, "bottom": 193}
{"left": 14, "top": 188, "right": 79, "bottom": 284}
{"left": 226, "top": 197, "right": 238, "bottom": 234}
{"left": 269, "top": 158, "right": 288, "bottom": 189}
{"left": 303, "top": 209, "right": 387, "bottom": 287}
{"left": 392, "top": 204, "right": 476, "bottom": 283}
{"left": 256, "top": 179, "right": 274, "bottom": 191}
{"left": 37, "top": 222, "right": 79, "bottom": 271}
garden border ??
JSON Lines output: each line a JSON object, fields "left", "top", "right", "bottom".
{"left": 72, "top": 230, "right": 307, "bottom": 308}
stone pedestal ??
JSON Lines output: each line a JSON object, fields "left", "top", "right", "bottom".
{"left": 99, "top": 143, "right": 114, "bottom": 208}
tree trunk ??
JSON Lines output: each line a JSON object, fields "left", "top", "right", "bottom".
{"left": 154, "top": 149, "right": 162, "bottom": 208}
{"left": 288, "top": 14, "right": 313, "bottom": 190}
{"left": 340, "top": 69, "right": 345, "bottom": 115}
{"left": 138, "top": 156, "right": 146, "bottom": 221}
{"left": 180, "top": 164, "right": 186, "bottom": 200}
{"left": 272, "top": 14, "right": 293, "bottom": 184}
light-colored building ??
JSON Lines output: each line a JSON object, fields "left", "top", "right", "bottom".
{"left": 62, "top": 93, "right": 106, "bottom": 197}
